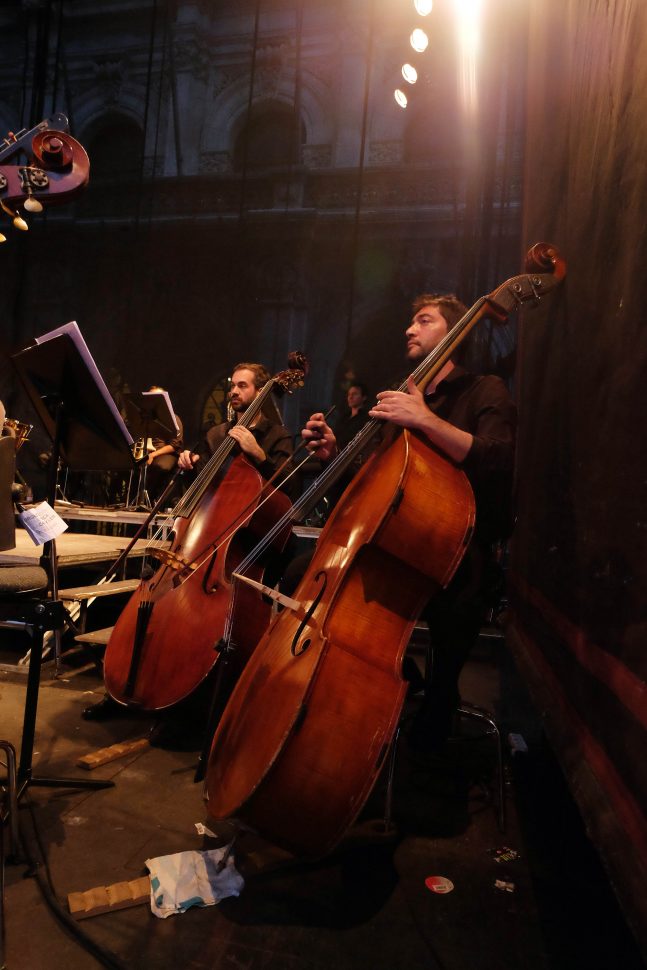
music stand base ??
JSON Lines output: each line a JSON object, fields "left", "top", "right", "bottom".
{"left": 17, "top": 775, "right": 114, "bottom": 796}
{"left": 4, "top": 599, "right": 118, "bottom": 803}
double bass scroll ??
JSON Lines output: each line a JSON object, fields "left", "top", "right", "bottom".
{"left": 0, "top": 114, "right": 89, "bottom": 229}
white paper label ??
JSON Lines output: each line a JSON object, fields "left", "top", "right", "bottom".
{"left": 18, "top": 501, "right": 69, "bottom": 545}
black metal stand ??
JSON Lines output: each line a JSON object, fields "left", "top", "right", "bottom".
{"left": 193, "top": 638, "right": 239, "bottom": 784}
{"left": 122, "top": 392, "right": 178, "bottom": 512}
{"left": 0, "top": 598, "right": 113, "bottom": 798}
{"left": 126, "top": 418, "right": 153, "bottom": 512}
{"left": 8, "top": 326, "right": 137, "bottom": 801}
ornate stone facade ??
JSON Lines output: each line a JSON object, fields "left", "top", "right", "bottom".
{"left": 0, "top": 0, "right": 523, "bottom": 448}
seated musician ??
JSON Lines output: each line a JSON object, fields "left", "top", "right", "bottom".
{"left": 83, "top": 362, "right": 294, "bottom": 724}
{"left": 178, "top": 362, "right": 294, "bottom": 490}
{"left": 302, "top": 293, "right": 517, "bottom": 751}
{"left": 143, "top": 386, "right": 184, "bottom": 502}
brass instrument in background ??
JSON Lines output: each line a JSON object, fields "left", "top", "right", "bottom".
{"left": 2, "top": 417, "right": 33, "bottom": 450}
{"left": 132, "top": 436, "right": 155, "bottom": 463}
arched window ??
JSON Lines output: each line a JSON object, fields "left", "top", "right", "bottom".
{"left": 85, "top": 117, "right": 144, "bottom": 180}
{"left": 233, "top": 103, "right": 305, "bottom": 171}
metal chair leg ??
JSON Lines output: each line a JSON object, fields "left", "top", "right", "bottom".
{"left": 1, "top": 739, "right": 19, "bottom": 970}
{"left": 0, "top": 742, "right": 19, "bottom": 861}
{"left": 383, "top": 726, "right": 401, "bottom": 833}
{"left": 457, "top": 703, "right": 506, "bottom": 833}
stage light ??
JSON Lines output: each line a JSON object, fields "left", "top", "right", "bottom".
{"left": 394, "top": 89, "right": 408, "bottom": 108}
{"left": 410, "top": 28, "right": 429, "bottom": 52}
{"left": 414, "top": 0, "right": 433, "bottom": 14}
{"left": 454, "top": 0, "right": 483, "bottom": 114}
{"left": 402, "top": 63, "right": 418, "bottom": 84}
{"left": 454, "top": 0, "right": 482, "bottom": 54}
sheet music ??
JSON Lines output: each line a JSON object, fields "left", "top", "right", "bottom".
{"left": 142, "top": 390, "right": 180, "bottom": 434}
{"left": 35, "top": 321, "right": 133, "bottom": 445}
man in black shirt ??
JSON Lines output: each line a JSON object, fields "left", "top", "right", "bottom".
{"left": 178, "top": 362, "right": 293, "bottom": 485}
{"left": 334, "top": 382, "right": 370, "bottom": 451}
{"left": 303, "top": 293, "right": 516, "bottom": 749}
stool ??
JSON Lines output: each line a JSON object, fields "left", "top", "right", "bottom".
{"left": 382, "top": 701, "right": 506, "bottom": 837}
{"left": 453, "top": 701, "right": 506, "bottom": 832}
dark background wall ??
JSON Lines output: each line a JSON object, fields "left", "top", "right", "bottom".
{"left": 508, "top": 0, "right": 647, "bottom": 955}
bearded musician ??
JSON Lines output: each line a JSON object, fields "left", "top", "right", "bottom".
{"left": 178, "top": 362, "right": 293, "bottom": 489}
{"left": 83, "top": 361, "right": 294, "bottom": 723}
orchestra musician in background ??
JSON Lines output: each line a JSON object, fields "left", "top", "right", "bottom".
{"left": 143, "top": 385, "right": 184, "bottom": 502}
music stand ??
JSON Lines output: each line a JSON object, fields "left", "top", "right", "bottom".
{"left": 122, "top": 391, "right": 178, "bottom": 511}
{"left": 10, "top": 322, "right": 135, "bottom": 795}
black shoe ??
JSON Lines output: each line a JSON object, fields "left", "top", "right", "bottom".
{"left": 81, "top": 695, "right": 123, "bottom": 721}
{"left": 402, "top": 656, "right": 426, "bottom": 697}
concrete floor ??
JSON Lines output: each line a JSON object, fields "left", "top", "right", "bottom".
{"left": 1, "top": 629, "right": 644, "bottom": 970}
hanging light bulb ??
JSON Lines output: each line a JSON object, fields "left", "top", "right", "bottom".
{"left": 410, "top": 28, "right": 429, "bottom": 53}
{"left": 414, "top": 0, "right": 433, "bottom": 14}
{"left": 394, "top": 89, "right": 408, "bottom": 108}
{"left": 402, "top": 63, "right": 418, "bottom": 84}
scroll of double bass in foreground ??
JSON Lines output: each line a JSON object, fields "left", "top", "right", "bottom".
{"left": 205, "top": 243, "right": 566, "bottom": 858}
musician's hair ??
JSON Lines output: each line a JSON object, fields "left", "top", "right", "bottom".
{"left": 348, "top": 382, "right": 368, "bottom": 398}
{"left": 231, "top": 363, "right": 271, "bottom": 389}
{"left": 411, "top": 293, "right": 468, "bottom": 330}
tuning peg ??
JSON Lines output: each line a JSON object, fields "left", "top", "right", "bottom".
{"left": 24, "top": 196, "right": 43, "bottom": 213}
{"left": 1, "top": 199, "right": 28, "bottom": 230}
{"left": 0, "top": 232, "right": 6, "bottom": 244}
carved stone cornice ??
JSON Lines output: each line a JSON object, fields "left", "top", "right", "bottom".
{"left": 172, "top": 37, "right": 211, "bottom": 81}
{"left": 91, "top": 55, "right": 130, "bottom": 104}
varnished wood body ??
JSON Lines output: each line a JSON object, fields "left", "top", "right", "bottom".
{"left": 104, "top": 455, "right": 291, "bottom": 711}
{"left": 206, "top": 430, "right": 475, "bottom": 857}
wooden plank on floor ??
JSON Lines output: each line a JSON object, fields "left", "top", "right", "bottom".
{"left": 68, "top": 876, "right": 150, "bottom": 919}
{"left": 77, "top": 737, "right": 149, "bottom": 770}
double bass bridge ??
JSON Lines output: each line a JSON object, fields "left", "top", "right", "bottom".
{"left": 148, "top": 547, "right": 196, "bottom": 577}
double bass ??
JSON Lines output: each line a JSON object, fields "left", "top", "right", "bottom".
{"left": 103, "top": 354, "right": 307, "bottom": 711}
{"left": 205, "top": 245, "right": 566, "bottom": 858}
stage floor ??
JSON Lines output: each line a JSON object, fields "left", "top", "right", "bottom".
{"left": 1, "top": 636, "right": 643, "bottom": 970}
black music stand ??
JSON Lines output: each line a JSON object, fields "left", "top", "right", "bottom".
{"left": 122, "top": 391, "right": 178, "bottom": 511}
{"left": 9, "top": 324, "right": 135, "bottom": 796}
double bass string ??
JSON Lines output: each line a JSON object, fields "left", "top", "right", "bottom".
{"left": 166, "top": 407, "right": 335, "bottom": 587}
{"left": 168, "top": 408, "right": 337, "bottom": 585}
{"left": 136, "top": 376, "right": 286, "bottom": 558}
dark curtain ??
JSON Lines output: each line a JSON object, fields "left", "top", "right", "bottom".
{"left": 508, "top": 0, "right": 647, "bottom": 957}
